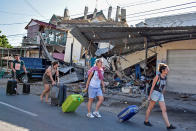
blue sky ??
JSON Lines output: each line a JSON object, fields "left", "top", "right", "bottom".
{"left": 0, "top": 0, "right": 196, "bottom": 46}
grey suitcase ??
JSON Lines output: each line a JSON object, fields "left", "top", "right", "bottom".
{"left": 50, "top": 85, "right": 59, "bottom": 106}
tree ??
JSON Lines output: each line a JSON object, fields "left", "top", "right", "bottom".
{"left": 0, "top": 30, "right": 13, "bottom": 48}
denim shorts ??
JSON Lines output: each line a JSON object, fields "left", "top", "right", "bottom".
{"left": 151, "top": 90, "right": 164, "bottom": 102}
{"left": 88, "top": 86, "right": 103, "bottom": 99}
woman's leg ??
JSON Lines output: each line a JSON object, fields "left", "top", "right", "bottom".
{"left": 159, "top": 101, "right": 170, "bottom": 127}
{"left": 145, "top": 100, "right": 156, "bottom": 122}
{"left": 87, "top": 98, "right": 94, "bottom": 113}
{"left": 45, "top": 85, "right": 51, "bottom": 102}
{"left": 40, "top": 84, "right": 50, "bottom": 102}
{"left": 95, "top": 96, "right": 104, "bottom": 112}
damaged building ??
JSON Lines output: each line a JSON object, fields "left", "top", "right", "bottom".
{"left": 22, "top": 6, "right": 128, "bottom": 66}
{"left": 71, "top": 26, "right": 196, "bottom": 94}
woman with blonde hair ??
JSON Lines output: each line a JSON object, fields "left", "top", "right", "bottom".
{"left": 144, "top": 63, "right": 176, "bottom": 130}
{"left": 84, "top": 58, "right": 105, "bottom": 118}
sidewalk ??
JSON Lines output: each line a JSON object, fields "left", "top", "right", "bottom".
{"left": 103, "top": 90, "right": 196, "bottom": 114}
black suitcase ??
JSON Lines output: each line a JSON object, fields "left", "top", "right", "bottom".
{"left": 58, "top": 83, "right": 67, "bottom": 106}
{"left": 6, "top": 80, "right": 17, "bottom": 95}
{"left": 23, "top": 83, "right": 30, "bottom": 94}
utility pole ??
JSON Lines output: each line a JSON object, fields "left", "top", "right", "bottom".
{"left": 39, "top": 34, "right": 42, "bottom": 58}
{"left": 144, "top": 37, "right": 148, "bottom": 95}
{"left": 7, "top": 49, "right": 9, "bottom": 72}
{"left": 144, "top": 37, "right": 148, "bottom": 76}
{"left": 70, "top": 38, "right": 74, "bottom": 66}
{"left": 1, "top": 48, "right": 3, "bottom": 68}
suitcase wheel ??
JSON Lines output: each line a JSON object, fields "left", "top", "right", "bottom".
{"left": 119, "top": 118, "right": 124, "bottom": 123}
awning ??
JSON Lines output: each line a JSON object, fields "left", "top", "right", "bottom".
{"left": 71, "top": 26, "right": 196, "bottom": 56}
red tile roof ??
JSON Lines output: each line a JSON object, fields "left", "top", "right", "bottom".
{"left": 25, "top": 19, "right": 56, "bottom": 29}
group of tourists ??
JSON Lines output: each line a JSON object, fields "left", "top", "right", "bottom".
{"left": 11, "top": 54, "right": 176, "bottom": 130}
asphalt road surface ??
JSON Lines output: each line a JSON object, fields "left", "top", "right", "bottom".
{"left": 0, "top": 88, "right": 182, "bottom": 131}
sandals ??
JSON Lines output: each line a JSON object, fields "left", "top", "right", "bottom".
{"left": 144, "top": 121, "right": 176, "bottom": 130}
{"left": 167, "top": 124, "right": 176, "bottom": 130}
{"left": 144, "top": 121, "right": 153, "bottom": 127}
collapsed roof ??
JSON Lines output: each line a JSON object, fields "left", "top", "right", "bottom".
{"left": 70, "top": 26, "right": 196, "bottom": 56}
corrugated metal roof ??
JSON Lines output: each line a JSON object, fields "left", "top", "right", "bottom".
{"left": 71, "top": 26, "right": 196, "bottom": 56}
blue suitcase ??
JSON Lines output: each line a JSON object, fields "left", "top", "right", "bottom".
{"left": 117, "top": 100, "right": 148, "bottom": 122}
{"left": 117, "top": 105, "right": 139, "bottom": 122}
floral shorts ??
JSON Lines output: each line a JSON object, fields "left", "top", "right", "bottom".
{"left": 151, "top": 90, "right": 164, "bottom": 102}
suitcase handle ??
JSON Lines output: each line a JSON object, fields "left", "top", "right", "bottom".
{"left": 138, "top": 100, "right": 149, "bottom": 110}
{"left": 13, "top": 72, "right": 16, "bottom": 80}
{"left": 77, "top": 97, "right": 81, "bottom": 101}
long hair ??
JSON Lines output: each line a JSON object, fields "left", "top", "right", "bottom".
{"left": 158, "top": 63, "right": 168, "bottom": 73}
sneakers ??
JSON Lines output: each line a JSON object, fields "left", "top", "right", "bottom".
{"left": 93, "top": 111, "right": 102, "bottom": 118}
{"left": 86, "top": 113, "right": 94, "bottom": 118}
{"left": 144, "top": 121, "right": 153, "bottom": 127}
{"left": 86, "top": 112, "right": 102, "bottom": 118}
{"left": 167, "top": 124, "right": 176, "bottom": 130}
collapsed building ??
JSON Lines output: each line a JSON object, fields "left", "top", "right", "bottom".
{"left": 71, "top": 26, "right": 196, "bottom": 94}
{"left": 2, "top": 8, "right": 196, "bottom": 95}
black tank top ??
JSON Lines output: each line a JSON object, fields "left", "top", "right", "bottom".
{"left": 154, "top": 74, "right": 167, "bottom": 92}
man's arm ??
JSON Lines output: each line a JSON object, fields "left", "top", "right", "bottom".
{"left": 11, "top": 62, "right": 16, "bottom": 73}
{"left": 23, "top": 65, "right": 27, "bottom": 74}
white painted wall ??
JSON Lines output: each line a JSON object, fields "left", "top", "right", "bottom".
{"left": 64, "top": 32, "right": 82, "bottom": 64}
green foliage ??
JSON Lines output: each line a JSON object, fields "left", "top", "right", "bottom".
{"left": 0, "top": 30, "right": 13, "bottom": 48}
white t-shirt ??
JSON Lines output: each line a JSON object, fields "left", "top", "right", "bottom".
{"left": 89, "top": 70, "right": 104, "bottom": 88}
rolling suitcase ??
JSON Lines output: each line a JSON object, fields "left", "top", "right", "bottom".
{"left": 23, "top": 83, "right": 30, "bottom": 94}
{"left": 50, "top": 85, "right": 59, "bottom": 106}
{"left": 62, "top": 94, "right": 84, "bottom": 112}
{"left": 6, "top": 79, "right": 17, "bottom": 95}
{"left": 117, "top": 100, "right": 148, "bottom": 122}
{"left": 58, "top": 83, "right": 67, "bottom": 106}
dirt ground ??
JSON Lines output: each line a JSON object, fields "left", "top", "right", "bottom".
{"left": 1, "top": 78, "right": 196, "bottom": 131}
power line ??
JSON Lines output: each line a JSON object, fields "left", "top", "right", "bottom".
{"left": 24, "top": 0, "right": 46, "bottom": 19}
{"left": 119, "top": 0, "right": 160, "bottom": 7}
{"left": 105, "top": 0, "right": 111, "bottom": 6}
{"left": 126, "top": 1, "right": 196, "bottom": 16}
{"left": 1, "top": 1, "right": 195, "bottom": 26}
{"left": 5, "top": 15, "right": 196, "bottom": 39}
{"left": 121, "top": 0, "right": 161, "bottom": 8}
{"left": 6, "top": 33, "right": 27, "bottom": 37}
{"left": 0, "top": 0, "right": 162, "bottom": 26}
{"left": 127, "top": 5, "right": 196, "bottom": 19}
{"left": 127, "top": 11, "right": 196, "bottom": 23}
{"left": 70, "top": 0, "right": 162, "bottom": 17}
{"left": 0, "top": 10, "right": 37, "bottom": 16}
{"left": 0, "top": 19, "right": 50, "bottom": 26}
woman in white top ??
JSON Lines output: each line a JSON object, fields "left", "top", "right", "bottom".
{"left": 85, "top": 58, "right": 105, "bottom": 118}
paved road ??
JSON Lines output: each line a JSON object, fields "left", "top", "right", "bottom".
{"left": 0, "top": 88, "right": 181, "bottom": 131}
